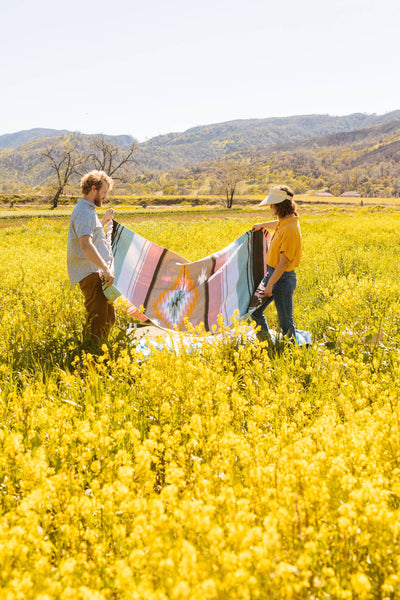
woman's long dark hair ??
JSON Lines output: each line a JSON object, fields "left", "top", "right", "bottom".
{"left": 273, "top": 185, "right": 298, "bottom": 218}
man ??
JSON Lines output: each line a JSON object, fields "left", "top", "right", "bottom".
{"left": 67, "top": 170, "right": 116, "bottom": 344}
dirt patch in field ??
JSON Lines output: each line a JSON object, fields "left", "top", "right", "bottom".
{"left": 131, "top": 324, "right": 171, "bottom": 342}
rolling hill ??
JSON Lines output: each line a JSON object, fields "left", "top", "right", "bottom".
{"left": 0, "top": 128, "right": 71, "bottom": 150}
{"left": 137, "top": 111, "right": 400, "bottom": 170}
{"left": 1, "top": 111, "right": 400, "bottom": 197}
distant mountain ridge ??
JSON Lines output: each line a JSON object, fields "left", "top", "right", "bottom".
{"left": 0, "top": 128, "right": 71, "bottom": 149}
{"left": 144, "top": 112, "right": 400, "bottom": 148}
{"left": 1, "top": 111, "right": 400, "bottom": 197}
{"left": 3, "top": 111, "right": 400, "bottom": 158}
{"left": 0, "top": 128, "right": 135, "bottom": 150}
{"left": 271, "top": 118, "right": 400, "bottom": 151}
{"left": 137, "top": 111, "right": 400, "bottom": 169}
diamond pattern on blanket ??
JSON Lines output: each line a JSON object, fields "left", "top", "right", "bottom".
{"left": 153, "top": 266, "right": 200, "bottom": 328}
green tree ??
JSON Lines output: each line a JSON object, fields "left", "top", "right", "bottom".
{"left": 329, "top": 183, "right": 342, "bottom": 196}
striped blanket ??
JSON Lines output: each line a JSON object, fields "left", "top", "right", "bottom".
{"left": 103, "top": 220, "right": 270, "bottom": 332}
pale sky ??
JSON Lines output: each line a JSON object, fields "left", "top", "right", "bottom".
{"left": 1, "top": 0, "right": 398, "bottom": 141}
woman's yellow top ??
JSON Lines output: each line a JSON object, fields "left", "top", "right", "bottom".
{"left": 266, "top": 215, "right": 302, "bottom": 270}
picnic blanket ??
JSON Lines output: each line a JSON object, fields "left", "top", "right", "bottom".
{"left": 103, "top": 220, "right": 269, "bottom": 332}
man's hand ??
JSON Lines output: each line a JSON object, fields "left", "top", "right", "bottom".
{"left": 102, "top": 266, "right": 115, "bottom": 287}
{"left": 79, "top": 236, "right": 115, "bottom": 285}
{"left": 101, "top": 208, "right": 115, "bottom": 227}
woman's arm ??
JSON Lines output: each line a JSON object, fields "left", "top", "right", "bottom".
{"left": 252, "top": 220, "right": 279, "bottom": 231}
{"left": 264, "top": 252, "right": 290, "bottom": 297}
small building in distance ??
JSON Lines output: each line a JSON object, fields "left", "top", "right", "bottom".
{"left": 341, "top": 191, "right": 360, "bottom": 197}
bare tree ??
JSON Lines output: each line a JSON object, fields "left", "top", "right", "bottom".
{"left": 86, "top": 135, "right": 138, "bottom": 180}
{"left": 211, "top": 160, "right": 246, "bottom": 208}
{"left": 43, "top": 142, "right": 84, "bottom": 208}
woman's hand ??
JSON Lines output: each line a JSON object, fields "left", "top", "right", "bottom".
{"left": 263, "top": 253, "right": 290, "bottom": 297}
{"left": 264, "top": 281, "right": 273, "bottom": 297}
{"left": 252, "top": 223, "right": 265, "bottom": 232}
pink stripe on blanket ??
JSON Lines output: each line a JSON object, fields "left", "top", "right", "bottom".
{"left": 124, "top": 243, "right": 165, "bottom": 307}
{"left": 263, "top": 233, "right": 268, "bottom": 275}
{"left": 213, "top": 243, "right": 237, "bottom": 271}
{"left": 207, "top": 272, "right": 225, "bottom": 328}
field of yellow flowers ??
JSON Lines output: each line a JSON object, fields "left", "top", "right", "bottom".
{"left": 1, "top": 207, "right": 400, "bottom": 599}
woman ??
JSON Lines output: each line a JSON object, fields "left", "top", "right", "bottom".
{"left": 251, "top": 185, "right": 301, "bottom": 339}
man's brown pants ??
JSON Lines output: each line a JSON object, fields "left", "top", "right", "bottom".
{"left": 79, "top": 273, "right": 116, "bottom": 341}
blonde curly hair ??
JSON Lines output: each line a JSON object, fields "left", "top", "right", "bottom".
{"left": 80, "top": 170, "right": 114, "bottom": 195}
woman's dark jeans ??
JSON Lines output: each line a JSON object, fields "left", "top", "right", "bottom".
{"left": 251, "top": 266, "right": 297, "bottom": 338}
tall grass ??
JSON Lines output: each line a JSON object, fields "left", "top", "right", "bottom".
{"left": 1, "top": 209, "right": 400, "bottom": 599}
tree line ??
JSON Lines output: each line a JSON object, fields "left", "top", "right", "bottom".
{"left": 3, "top": 129, "right": 400, "bottom": 207}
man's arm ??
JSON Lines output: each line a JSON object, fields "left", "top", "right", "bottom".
{"left": 264, "top": 252, "right": 290, "bottom": 297}
{"left": 101, "top": 208, "right": 115, "bottom": 227}
{"left": 79, "top": 235, "right": 115, "bottom": 286}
